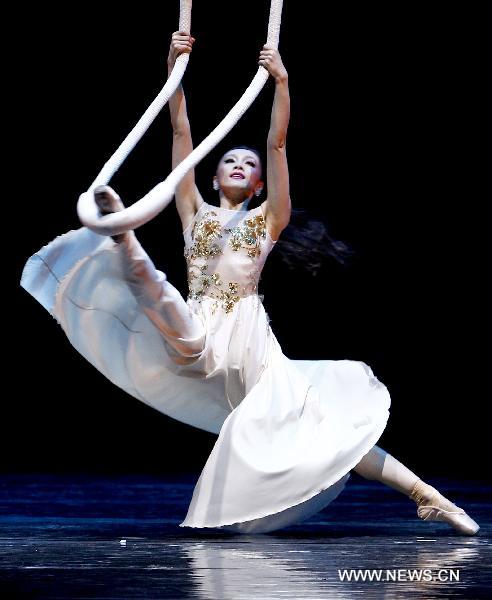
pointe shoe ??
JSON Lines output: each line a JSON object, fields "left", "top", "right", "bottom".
{"left": 409, "top": 479, "right": 480, "bottom": 536}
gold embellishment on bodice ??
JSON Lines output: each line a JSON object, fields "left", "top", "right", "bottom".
{"left": 225, "top": 214, "right": 266, "bottom": 258}
{"left": 186, "top": 212, "right": 223, "bottom": 260}
{"left": 184, "top": 206, "right": 269, "bottom": 314}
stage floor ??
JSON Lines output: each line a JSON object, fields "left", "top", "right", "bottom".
{"left": 0, "top": 474, "right": 490, "bottom": 599}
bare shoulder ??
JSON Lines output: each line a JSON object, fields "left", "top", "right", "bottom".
{"left": 260, "top": 198, "right": 290, "bottom": 241}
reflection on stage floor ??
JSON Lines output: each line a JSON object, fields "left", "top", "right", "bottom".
{"left": 0, "top": 474, "right": 490, "bottom": 598}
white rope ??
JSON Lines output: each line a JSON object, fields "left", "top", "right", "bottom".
{"left": 88, "top": 0, "right": 192, "bottom": 191}
{"left": 77, "top": 0, "right": 284, "bottom": 237}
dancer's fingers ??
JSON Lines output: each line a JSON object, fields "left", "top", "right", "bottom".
{"left": 171, "top": 42, "right": 194, "bottom": 57}
{"left": 173, "top": 30, "right": 194, "bottom": 38}
{"left": 175, "top": 43, "right": 193, "bottom": 53}
{"left": 171, "top": 32, "right": 195, "bottom": 44}
{"left": 258, "top": 46, "right": 287, "bottom": 80}
{"left": 173, "top": 38, "right": 193, "bottom": 47}
{"left": 168, "top": 32, "right": 194, "bottom": 65}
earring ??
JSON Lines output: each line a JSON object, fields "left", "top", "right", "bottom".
{"left": 255, "top": 188, "right": 262, "bottom": 197}
{"left": 213, "top": 180, "right": 220, "bottom": 191}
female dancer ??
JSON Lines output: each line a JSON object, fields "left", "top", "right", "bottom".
{"left": 21, "top": 32, "right": 479, "bottom": 535}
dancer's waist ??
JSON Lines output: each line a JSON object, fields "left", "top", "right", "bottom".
{"left": 187, "top": 289, "right": 261, "bottom": 314}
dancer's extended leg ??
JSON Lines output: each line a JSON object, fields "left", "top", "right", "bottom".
{"left": 353, "top": 445, "right": 480, "bottom": 535}
{"left": 353, "top": 445, "right": 419, "bottom": 495}
{"left": 95, "top": 185, "right": 205, "bottom": 360}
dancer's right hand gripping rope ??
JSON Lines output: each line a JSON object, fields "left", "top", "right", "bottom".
{"left": 168, "top": 31, "right": 195, "bottom": 69}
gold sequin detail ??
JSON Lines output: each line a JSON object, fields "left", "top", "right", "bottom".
{"left": 187, "top": 269, "right": 220, "bottom": 299}
{"left": 225, "top": 214, "right": 266, "bottom": 258}
{"left": 225, "top": 214, "right": 266, "bottom": 295}
{"left": 185, "top": 209, "right": 266, "bottom": 314}
{"left": 184, "top": 212, "right": 223, "bottom": 261}
{"left": 187, "top": 269, "right": 240, "bottom": 314}
{"left": 210, "top": 282, "right": 241, "bottom": 315}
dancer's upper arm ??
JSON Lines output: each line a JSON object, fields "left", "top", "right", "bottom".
{"left": 172, "top": 124, "right": 204, "bottom": 231}
{"left": 263, "top": 142, "right": 291, "bottom": 241}
{"left": 263, "top": 81, "right": 291, "bottom": 241}
{"left": 167, "top": 32, "right": 204, "bottom": 232}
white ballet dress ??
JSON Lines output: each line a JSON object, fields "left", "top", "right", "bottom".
{"left": 21, "top": 200, "right": 391, "bottom": 533}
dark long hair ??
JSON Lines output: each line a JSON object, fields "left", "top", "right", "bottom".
{"left": 274, "top": 208, "right": 355, "bottom": 276}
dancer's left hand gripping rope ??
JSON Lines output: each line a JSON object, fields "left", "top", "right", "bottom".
{"left": 77, "top": 0, "right": 284, "bottom": 237}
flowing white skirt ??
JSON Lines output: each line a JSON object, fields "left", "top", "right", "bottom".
{"left": 21, "top": 227, "right": 391, "bottom": 533}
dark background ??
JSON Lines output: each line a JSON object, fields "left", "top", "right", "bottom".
{"left": 6, "top": 4, "right": 487, "bottom": 479}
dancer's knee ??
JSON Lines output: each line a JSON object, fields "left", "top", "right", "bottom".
{"left": 141, "top": 282, "right": 205, "bottom": 354}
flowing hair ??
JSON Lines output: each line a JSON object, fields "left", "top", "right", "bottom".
{"left": 274, "top": 208, "right": 355, "bottom": 276}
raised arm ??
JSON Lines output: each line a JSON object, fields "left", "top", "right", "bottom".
{"left": 167, "top": 32, "right": 204, "bottom": 231}
{"left": 260, "top": 45, "right": 291, "bottom": 241}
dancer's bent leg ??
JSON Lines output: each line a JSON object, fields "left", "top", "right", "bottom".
{"left": 95, "top": 185, "right": 205, "bottom": 359}
{"left": 352, "top": 444, "right": 479, "bottom": 535}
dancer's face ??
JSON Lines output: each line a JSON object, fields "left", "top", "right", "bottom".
{"left": 214, "top": 148, "right": 263, "bottom": 198}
